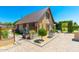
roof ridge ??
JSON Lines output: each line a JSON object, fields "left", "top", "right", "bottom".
{"left": 23, "top": 7, "right": 49, "bottom": 18}
{"left": 16, "top": 7, "right": 50, "bottom": 24}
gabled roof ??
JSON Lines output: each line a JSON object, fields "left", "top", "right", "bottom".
{"left": 16, "top": 7, "right": 54, "bottom": 24}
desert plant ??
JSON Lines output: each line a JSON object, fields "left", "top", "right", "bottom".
{"left": 38, "top": 28, "right": 47, "bottom": 40}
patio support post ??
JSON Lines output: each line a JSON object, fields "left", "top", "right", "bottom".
{"left": 36, "top": 23, "right": 38, "bottom": 32}
{"left": 0, "top": 27, "right": 1, "bottom": 40}
{"left": 13, "top": 28, "right": 15, "bottom": 43}
{"left": 14, "top": 31, "right": 15, "bottom": 43}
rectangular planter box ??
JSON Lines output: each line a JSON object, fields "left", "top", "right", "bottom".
{"left": 72, "top": 32, "right": 79, "bottom": 41}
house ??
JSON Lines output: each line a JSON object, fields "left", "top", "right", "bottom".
{"left": 0, "top": 24, "right": 7, "bottom": 28}
{"left": 0, "top": 23, "right": 13, "bottom": 28}
{"left": 15, "top": 7, "right": 55, "bottom": 33}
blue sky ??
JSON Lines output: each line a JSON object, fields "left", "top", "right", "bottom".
{"left": 0, "top": 6, "right": 79, "bottom": 24}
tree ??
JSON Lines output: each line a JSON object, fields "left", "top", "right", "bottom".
{"left": 55, "top": 22, "right": 60, "bottom": 30}
{"left": 38, "top": 28, "right": 47, "bottom": 40}
{"left": 74, "top": 22, "right": 78, "bottom": 26}
{"left": 73, "top": 22, "right": 79, "bottom": 31}
{"left": 13, "top": 20, "right": 19, "bottom": 25}
{"left": 0, "top": 22, "right": 2, "bottom": 24}
{"left": 59, "top": 21, "right": 73, "bottom": 33}
{"left": 68, "top": 21, "right": 73, "bottom": 33}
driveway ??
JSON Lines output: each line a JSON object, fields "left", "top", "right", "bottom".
{"left": 0, "top": 33, "right": 79, "bottom": 52}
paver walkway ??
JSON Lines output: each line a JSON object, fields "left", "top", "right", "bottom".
{"left": 0, "top": 33, "right": 79, "bottom": 52}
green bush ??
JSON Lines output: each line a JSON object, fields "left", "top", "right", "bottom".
{"left": 68, "top": 21, "right": 73, "bottom": 33}
{"left": 38, "top": 28, "right": 47, "bottom": 39}
{"left": 1, "top": 30, "right": 9, "bottom": 39}
{"left": 59, "top": 21, "right": 73, "bottom": 33}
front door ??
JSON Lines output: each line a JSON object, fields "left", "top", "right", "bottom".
{"left": 29, "top": 23, "right": 37, "bottom": 31}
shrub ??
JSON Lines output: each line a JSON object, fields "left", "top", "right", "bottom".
{"left": 1, "top": 30, "right": 9, "bottom": 39}
{"left": 68, "top": 21, "right": 73, "bottom": 33}
{"left": 30, "top": 30, "right": 36, "bottom": 34}
{"left": 15, "top": 28, "right": 22, "bottom": 35}
{"left": 38, "top": 28, "right": 47, "bottom": 39}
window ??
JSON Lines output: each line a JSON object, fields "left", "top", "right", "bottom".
{"left": 46, "top": 12, "right": 50, "bottom": 19}
{"left": 29, "top": 23, "right": 36, "bottom": 30}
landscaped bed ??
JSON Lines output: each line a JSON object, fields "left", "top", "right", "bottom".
{"left": 14, "top": 27, "right": 57, "bottom": 47}
{"left": 26, "top": 33, "right": 57, "bottom": 47}
{"left": 0, "top": 28, "right": 15, "bottom": 47}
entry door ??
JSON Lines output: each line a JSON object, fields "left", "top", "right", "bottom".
{"left": 19, "top": 25, "right": 24, "bottom": 33}
{"left": 29, "top": 23, "right": 37, "bottom": 31}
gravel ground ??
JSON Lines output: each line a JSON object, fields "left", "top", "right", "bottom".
{"left": 0, "top": 33, "right": 79, "bottom": 52}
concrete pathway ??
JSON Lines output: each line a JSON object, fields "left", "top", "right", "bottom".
{"left": 0, "top": 33, "right": 79, "bottom": 52}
